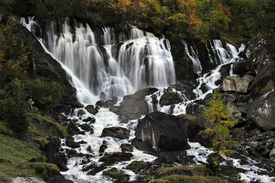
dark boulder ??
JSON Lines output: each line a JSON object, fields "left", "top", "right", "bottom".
{"left": 99, "top": 152, "right": 133, "bottom": 166}
{"left": 247, "top": 90, "right": 275, "bottom": 130}
{"left": 65, "top": 137, "right": 80, "bottom": 148}
{"left": 46, "top": 141, "right": 55, "bottom": 164}
{"left": 84, "top": 105, "right": 98, "bottom": 115}
{"left": 132, "top": 112, "right": 190, "bottom": 153}
{"left": 177, "top": 114, "right": 200, "bottom": 141}
{"left": 103, "top": 168, "right": 130, "bottom": 183}
{"left": 159, "top": 91, "right": 183, "bottom": 106}
{"left": 101, "top": 127, "right": 130, "bottom": 139}
{"left": 120, "top": 144, "right": 133, "bottom": 153}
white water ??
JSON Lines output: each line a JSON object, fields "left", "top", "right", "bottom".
{"left": 21, "top": 17, "right": 175, "bottom": 104}
{"left": 21, "top": 17, "right": 274, "bottom": 183}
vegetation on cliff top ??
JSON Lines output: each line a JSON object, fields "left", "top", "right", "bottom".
{"left": 1, "top": 0, "right": 275, "bottom": 44}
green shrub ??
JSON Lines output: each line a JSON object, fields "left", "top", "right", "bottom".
{"left": 33, "top": 164, "right": 46, "bottom": 175}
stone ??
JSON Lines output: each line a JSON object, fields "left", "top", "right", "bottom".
{"left": 10, "top": 177, "right": 46, "bottom": 183}
{"left": 159, "top": 91, "right": 183, "bottom": 106}
{"left": 132, "top": 112, "right": 189, "bottom": 153}
{"left": 222, "top": 75, "right": 252, "bottom": 93}
{"left": 120, "top": 144, "right": 133, "bottom": 153}
{"left": 84, "top": 105, "right": 98, "bottom": 115}
{"left": 247, "top": 90, "right": 275, "bottom": 130}
{"left": 269, "top": 149, "right": 275, "bottom": 161}
{"left": 101, "top": 127, "right": 130, "bottom": 139}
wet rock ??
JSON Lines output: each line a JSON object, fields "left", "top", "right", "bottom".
{"left": 99, "top": 141, "right": 107, "bottom": 153}
{"left": 84, "top": 105, "right": 98, "bottom": 115}
{"left": 110, "top": 106, "right": 119, "bottom": 113}
{"left": 103, "top": 168, "right": 130, "bottom": 183}
{"left": 169, "top": 81, "right": 196, "bottom": 100}
{"left": 95, "top": 100, "right": 104, "bottom": 107}
{"left": 103, "top": 100, "right": 114, "bottom": 108}
{"left": 82, "top": 164, "right": 105, "bottom": 175}
{"left": 101, "top": 127, "right": 130, "bottom": 139}
{"left": 115, "top": 88, "right": 158, "bottom": 120}
{"left": 133, "top": 112, "right": 189, "bottom": 153}
{"left": 67, "top": 121, "right": 80, "bottom": 136}
{"left": 82, "top": 116, "right": 95, "bottom": 123}
{"left": 126, "top": 161, "right": 149, "bottom": 173}
{"left": 79, "top": 124, "right": 93, "bottom": 133}
{"left": 158, "top": 151, "right": 195, "bottom": 165}
{"left": 247, "top": 90, "right": 275, "bottom": 130}
{"left": 99, "top": 152, "right": 133, "bottom": 166}
{"left": 65, "top": 137, "right": 80, "bottom": 148}
{"left": 55, "top": 153, "right": 69, "bottom": 171}
{"left": 120, "top": 144, "right": 133, "bottom": 153}
{"left": 159, "top": 91, "right": 183, "bottom": 106}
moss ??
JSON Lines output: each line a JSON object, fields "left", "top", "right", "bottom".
{"left": 152, "top": 175, "right": 228, "bottom": 183}
{"left": 177, "top": 114, "right": 196, "bottom": 123}
{"left": 0, "top": 134, "right": 46, "bottom": 182}
{"left": 263, "top": 131, "right": 275, "bottom": 136}
{"left": 30, "top": 113, "right": 68, "bottom": 137}
{"left": 31, "top": 163, "right": 59, "bottom": 177}
{"left": 127, "top": 161, "right": 148, "bottom": 173}
{"left": 231, "top": 128, "right": 244, "bottom": 136}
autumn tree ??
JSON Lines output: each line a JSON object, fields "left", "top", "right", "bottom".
{"left": 202, "top": 91, "right": 238, "bottom": 176}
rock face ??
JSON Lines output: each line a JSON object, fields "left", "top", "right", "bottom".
{"left": 222, "top": 76, "right": 252, "bottom": 93}
{"left": 20, "top": 25, "right": 78, "bottom": 116}
{"left": 247, "top": 90, "right": 275, "bottom": 130}
{"left": 132, "top": 112, "right": 189, "bottom": 153}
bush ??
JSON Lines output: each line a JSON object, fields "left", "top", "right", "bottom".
{"left": 1, "top": 97, "right": 30, "bottom": 135}
{"left": 33, "top": 164, "right": 46, "bottom": 175}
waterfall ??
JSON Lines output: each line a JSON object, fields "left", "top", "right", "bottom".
{"left": 182, "top": 41, "right": 202, "bottom": 75}
{"left": 21, "top": 17, "right": 175, "bottom": 104}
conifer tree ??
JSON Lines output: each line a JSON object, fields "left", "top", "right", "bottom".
{"left": 203, "top": 91, "right": 238, "bottom": 176}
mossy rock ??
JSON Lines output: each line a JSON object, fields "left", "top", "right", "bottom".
{"left": 126, "top": 161, "right": 149, "bottom": 173}
{"left": 177, "top": 114, "right": 196, "bottom": 123}
{"left": 31, "top": 162, "right": 60, "bottom": 177}
{"left": 103, "top": 168, "right": 129, "bottom": 182}
{"left": 160, "top": 92, "right": 183, "bottom": 106}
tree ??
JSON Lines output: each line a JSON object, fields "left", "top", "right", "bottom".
{"left": 202, "top": 91, "right": 238, "bottom": 176}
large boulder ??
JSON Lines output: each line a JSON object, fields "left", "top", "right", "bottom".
{"left": 222, "top": 75, "right": 253, "bottom": 93}
{"left": 249, "top": 61, "right": 275, "bottom": 93}
{"left": 247, "top": 90, "right": 275, "bottom": 130}
{"left": 116, "top": 88, "right": 158, "bottom": 120}
{"left": 132, "top": 112, "right": 190, "bottom": 153}
{"left": 101, "top": 127, "right": 130, "bottom": 139}
{"left": 159, "top": 91, "right": 183, "bottom": 106}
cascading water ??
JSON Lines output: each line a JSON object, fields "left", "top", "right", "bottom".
{"left": 182, "top": 40, "right": 202, "bottom": 75}
{"left": 21, "top": 17, "right": 175, "bottom": 104}
{"left": 21, "top": 16, "right": 274, "bottom": 183}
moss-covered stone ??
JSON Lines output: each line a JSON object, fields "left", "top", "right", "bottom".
{"left": 126, "top": 161, "right": 148, "bottom": 173}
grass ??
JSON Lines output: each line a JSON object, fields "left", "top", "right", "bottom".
{"left": 0, "top": 134, "right": 46, "bottom": 182}
{"left": 154, "top": 165, "right": 228, "bottom": 183}
{"left": 152, "top": 175, "right": 228, "bottom": 183}
{"left": 0, "top": 122, "right": 14, "bottom": 135}
{"left": 31, "top": 113, "right": 68, "bottom": 137}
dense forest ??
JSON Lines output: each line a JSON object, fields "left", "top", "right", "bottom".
{"left": 1, "top": 0, "right": 275, "bottom": 44}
